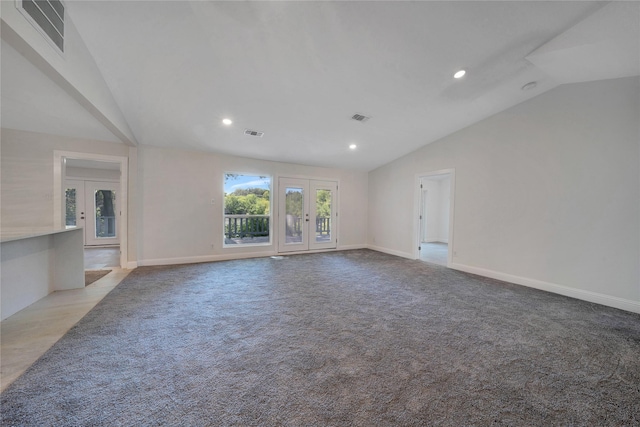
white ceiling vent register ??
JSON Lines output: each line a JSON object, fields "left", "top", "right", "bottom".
{"left": 18, "top": 0, "right": 65, "bottom": 53}
{"left": 351, "top": 113, "right": 370, "bottom": 123}
{"left": 244, "top": 129, "right": 264, "bottom": 137}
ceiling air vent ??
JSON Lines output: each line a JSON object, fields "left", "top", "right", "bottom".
{"left": 244, "top": 129, "right": 264, "bottom": 137}
{"left": 351, "top": 113, "right": 370, "bottom": 123}
{"left": 19, "top": 0, "right": 65, "bottom": 53}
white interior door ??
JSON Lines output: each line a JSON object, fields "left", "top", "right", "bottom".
{"left": 278, "top": 178, "right": 337, "bottom": 253}
{"left": 85, "top": 181, "right": 120, "bottom": 246}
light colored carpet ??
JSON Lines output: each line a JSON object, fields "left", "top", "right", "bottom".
{"left": 2, "top": 250, "right": 639, "bottom": 425}
{"left": 84, "top": 270, "right": 112, "bottom": 286}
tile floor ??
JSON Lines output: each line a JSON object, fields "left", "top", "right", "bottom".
{"left": 85, "top": 246, "right": 120, "bottom": 269}
{"left": 419, "top": 241, "right": 449, "bottom": 266}
{"left": 1, "top": 248, "right": 130, "bottom": 392}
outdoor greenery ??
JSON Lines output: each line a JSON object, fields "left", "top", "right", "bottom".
{"left": 224, "top": 188, "right": 270, "bottom": 215}
{"left": 222, "top": 174, "right": 332, "bottom": 241}
{"left": 65, "top": 188, "right": 76, "bottom": 226}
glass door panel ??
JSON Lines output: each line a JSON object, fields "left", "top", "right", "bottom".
{"left": 309, "top": 180, "right": 337, "bottom": 250}
{"left": 65, "top": 180, "right": 86, "bottom": 238}
{"left": 85, "top": 182, "right": 119, "bottom": 246}
{"left": 285, "top": 187, "right": 304, "bottom": 244}
{"left": 278, "top": 179, "right": 309, "bottom": 252}
{"left": 314, "top": 189, "right": 332, "bottom": 243}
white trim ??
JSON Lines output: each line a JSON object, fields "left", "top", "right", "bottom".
{"left": 450, "top": 262, "right": 640, "bottom": 314}
{"left": 137, "top": 246, "right": 364, "bottom": 267}
{"left": 367, "top": 245, "right": 414, "bottom": 260}
{"left": 338, "top": 244, "right": 367, "bottom": 251}
{"left": 54, "top": 151, "right": 128, "bottom": 269}
{"left": 126, "top": 261, "right": 138, "bottom": 269}
{"left": 414, "top": 169, "right": 456, "bottom": 266}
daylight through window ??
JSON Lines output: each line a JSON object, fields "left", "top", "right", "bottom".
{"left": 223, "top": 174, "right": 272, "bottom": 246}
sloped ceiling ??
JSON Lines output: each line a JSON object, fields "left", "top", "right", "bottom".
{"left": 0, "top": 40, "right": 121, "bottom": 143}
{"left": 6, "top": 1, "right": 639, "bottom": 171}
{"left": 526, "top": 2, "right": 640, "bottom": 84}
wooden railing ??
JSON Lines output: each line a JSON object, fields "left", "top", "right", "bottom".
{"left": 225, "top": 215, "right": 330, "bottom": 239}
{"left": 316, "top": 217, "right": 330, "bottom": 236}
{"left": 225, "top": 215, "right": 270, "bottom": 239}
{"left": 96, "top": 216, "right": 116, "bottom": 237}
{"left": 287, "top": 216, "right": 330, "bottom": 236}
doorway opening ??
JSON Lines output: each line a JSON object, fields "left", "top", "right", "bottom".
{"left": 54, "top": 151, "right": 128, "bottom": 269}
{"left": 416, "top": 170, "right": 455, "bottom": 266}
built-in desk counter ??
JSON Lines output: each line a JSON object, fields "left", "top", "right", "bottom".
{"left": 1, "top": 227, "right": 84, "bottom": 320}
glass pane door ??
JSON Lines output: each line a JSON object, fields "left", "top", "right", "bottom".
{"left": 278, "top": 178, "right": 337, "bottom": 253}
{"left": 309, "top": 180, "right": 337, "bottom": 250}
{"left": 278, "top": 179, "right": 309, "bottom": 252}
{"left": 85, "top": 182, "right": 119, "bottom": 246}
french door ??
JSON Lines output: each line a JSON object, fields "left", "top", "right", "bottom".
{"left": 65, "top": 180, "right": 119, "bottom": 246}
{"left": 65, "top": 180, "right": 86, "bottom": 232}
{"left": 278, "top": 178, "right": 337, "bottom": 253}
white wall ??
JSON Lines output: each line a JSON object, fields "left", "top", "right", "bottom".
{"left": 0, "top": 2, "right": 136, "bottom": 144}
{"left": 0, "top": 128, "right": 134, "bottom": 260}
{"left": 66, "top": 167, "right": 120, "bottom": 181}
{"left": 137, "top": 145, "right": 368, "bottom": 265}
{"left": 1, "top": 129, "right": 367, "bottom": 268}
{"left": 368, "top": 77, "right": 640, "bottom": 311}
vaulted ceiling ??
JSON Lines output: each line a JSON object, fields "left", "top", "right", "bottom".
{"left": 3, "top": 1, "right": 639, "bottom": 171}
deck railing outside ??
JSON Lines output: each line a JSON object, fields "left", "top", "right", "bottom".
{"left": 96, "top": 216, "right": 116, "bottom": 238}
{"left": 225, "top": 215, "right": 331, "bottom": 241}
{"left": 225, "top": 215, "right": 270, "bottom": 239}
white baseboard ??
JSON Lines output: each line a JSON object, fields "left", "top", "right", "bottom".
{"left": 138, "top": 246, "right": 371, "bottom": 267}
{"left": 450, "top": 262, "right": 640, "bottom": 314}
{"left": 367, "top": 245, "right": 414, "bottom": 260}
{"left": 138, "top": 251, "right": 279, "bottom": 267}
{"left": 125, "top": 261, "right": 138, "bottom": 269}
{"left": 338, "top": 244, "right": 367, "bottom": 251}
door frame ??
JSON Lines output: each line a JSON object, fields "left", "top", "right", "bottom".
{"left": 54, "top": 151, "right": 128, "bottom": 269}
{"left": 414, "top": 169, "right": 455, "bottom": 266}
{"left": 276, "top": 174, "right": 340, "bottom": 254}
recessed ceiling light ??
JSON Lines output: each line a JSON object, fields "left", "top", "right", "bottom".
{"left": 349, "top": 144, "right": 357, "bottom": 150}
{"left": 453, "top": 70, "right": 466, "bottom": 79}
{"left": 222, "top": 118, "right": 233, "bottom": 125}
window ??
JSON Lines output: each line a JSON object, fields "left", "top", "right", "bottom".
{"left": 223, "top": 174, "right": 271, "bottom": 246}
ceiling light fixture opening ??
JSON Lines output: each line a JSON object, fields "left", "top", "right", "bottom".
{"left": 222, "top": 118, "right": 233, "bottom": 125}
{"left": 454, "top": 69, "right": 466, "bottom": 79}
{"left": 349, "top": 144, "right": 357, "bottom": 150}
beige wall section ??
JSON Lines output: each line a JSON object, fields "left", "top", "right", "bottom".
{"left": 0, "top": 128, "right": 130, "bottom": 230}
{"left": 138, "top": 145, "right": 368, "bottom": 264}
{"left": 66, "top": 167, "right": 120, "bottom": 181}
{"left": 369, "top": 76, "right": 640, "bottom": 303}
